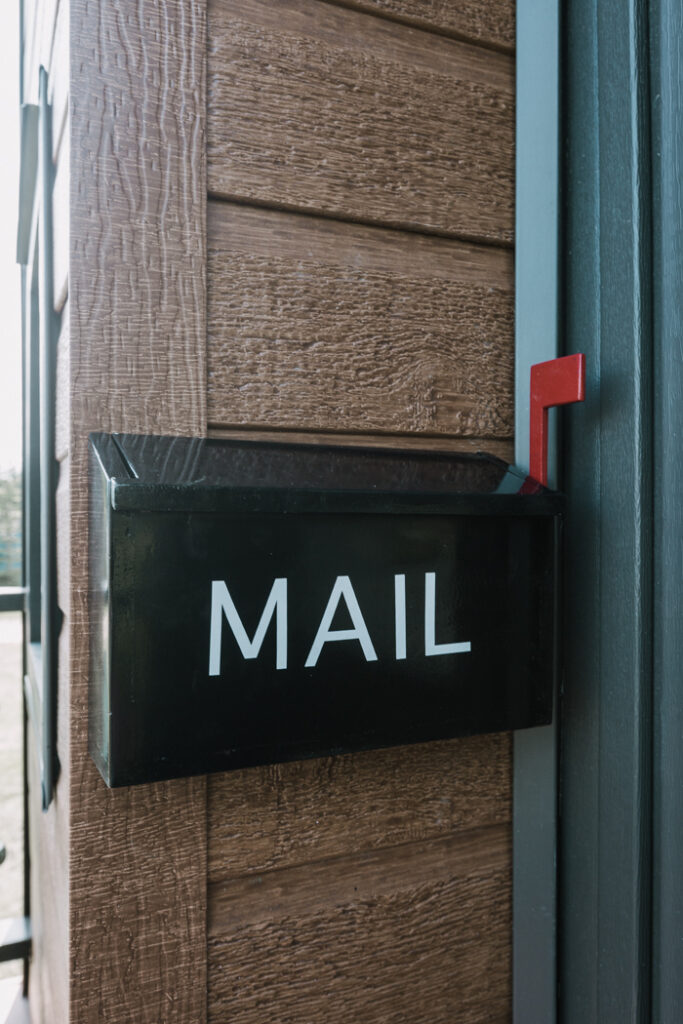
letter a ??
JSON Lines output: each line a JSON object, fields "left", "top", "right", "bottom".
{"left": 305, "top": 576, "right": 377, "bottom": 667}
{"left": 209, "top": 578, "right": 287, "bottom": 675}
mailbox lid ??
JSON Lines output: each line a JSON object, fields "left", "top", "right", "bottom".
{"left": 89, "top": 432, "right": 564, "bottom": 516}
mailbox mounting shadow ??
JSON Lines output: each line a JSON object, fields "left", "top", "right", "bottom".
{"left": 89, "top": 433, "right": 562, "bottom": 787}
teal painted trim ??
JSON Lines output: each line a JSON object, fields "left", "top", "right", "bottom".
{"left": 16, "top": 104, "right": 38, "bottom": 266}
{"left": 650, "top": 0, "right": 683, "bottom": 1018}
{"left": 515, "top": 0, "right": 560, "bottom": 482}
{"left": 561, "top": 0, "right": 654, "bottom": 1019}
{"left": 0, "top": 587, "right": 25, "bottom": 612}
{"left": 513, "top": 2, "right": 560, "bottom": 1022}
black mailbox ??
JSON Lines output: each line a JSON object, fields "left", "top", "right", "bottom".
{"left": 89, "top": 433, "right": 562, "bottom": 787}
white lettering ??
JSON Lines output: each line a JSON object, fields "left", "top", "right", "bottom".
{"left": 394, "top": 574, "right": 407, "bottom": 660}
{"left": 424, "top": 572, "right": 471, "bottom": 656}
{"left": 209, "top": 578, "right": 287, "bottom": 675}
{"left": 305, "top": 575, "right": 377, "bottom": 667}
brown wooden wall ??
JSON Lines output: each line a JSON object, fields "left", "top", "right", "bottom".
{"left": 204, "top": 1, "right": 515, "bottom": 1021}
{"left": 23, "top": 0, "right": 515, "bottom": 1020}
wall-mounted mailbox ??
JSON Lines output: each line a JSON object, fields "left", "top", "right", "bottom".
{"left": 89, "top": 433, "right": 562, "bottom": 787}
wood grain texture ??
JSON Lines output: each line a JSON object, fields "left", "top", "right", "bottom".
{"left": 208, "top": 202, "right": 514, "bottom": 437}
{"left": 209, "top": 823, "right": 508, "bottom": 929}
{"left": 66, "top": 2, "right": 207, "bottom": 1022}
{"left": 209, "top": 733, "right": 511, "bottom": 881}
{"left": 70, "top": 1, "right": 207, "bottom": 437}
{"left": 208, "top": 826, "right": 511, "bottom": 1023}
{"left": 209, "top": 426, "right": 514, "bottom": 462}
{"left": 328, "top": 0, "right": 515, "bottom": 52}
{"left": 207, "top": 0, "right": 514, "bottom": 243}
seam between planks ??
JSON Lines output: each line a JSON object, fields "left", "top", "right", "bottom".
{"left": 206, "top": 192, "right": 515, "bottom": 252}
{"left": 315, "top": 0, "right": 515, "bottom": 56}
{"left": 208, "top": 822, "right": 510, "bottom": 932}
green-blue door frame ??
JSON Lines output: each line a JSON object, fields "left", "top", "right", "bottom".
{"left": 562, "top": 0, "right": 653, "bottom": 1018}
{"left": 515, "top": 0, "right": 683, "bottom": 1020}
{"left": 650, "top": 0, "right": 683, "bottom": 1019}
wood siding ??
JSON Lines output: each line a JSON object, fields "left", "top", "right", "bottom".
{"left": 327, "top": 0, "right": 514, "bottom": 51}
{"left": 207, "top": 202, "right": 513, "bottom": 437}
{"left": 208, "top": 827, "right": 511, "bottom": 1024}
{"left": 207, "top": 0, "right": 514, "bottom": 244}
{"left": 205, "top": 0, "right": 515, "bottom": 1021}
{"left": 24, "top": 1, "right": 208, "bottom": 1022}
{"left": 68, "top": 0, "right": 208, "bottom": 1019}
{"left": 24, "top": 0, "right": 515, "bottom": 1019}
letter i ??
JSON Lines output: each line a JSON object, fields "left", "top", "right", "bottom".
{"left": 395, "top": 574, "right": 407, "bottom": 660}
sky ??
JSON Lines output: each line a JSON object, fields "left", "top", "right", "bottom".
{"left": 0, "top": 3, "right": 21, "bottom": 475}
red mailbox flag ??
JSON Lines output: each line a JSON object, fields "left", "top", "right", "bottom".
{"left": 529, "top": 353, "right": 586, "bottom": 486}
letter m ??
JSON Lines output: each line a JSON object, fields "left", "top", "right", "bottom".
{"left": 209, "top": 579, "right": 287, "bottom": 675}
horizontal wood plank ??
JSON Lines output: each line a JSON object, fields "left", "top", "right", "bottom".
{"left": 209, "top": 733, "right": 511, "bottom": 882}
{"left": 208, "top": 826, "right": 510, "bottom": 1023}
{"left": 208, "top": 202, "right": 514, "bottom": 436}
{"left": 209, "top": 823, "right": 509, "bottom": 928}
{"left": 209, "top": 426, "right": 514, "bottom": 462}
{"left": 328, "top": 0, "right": 515, "bottom": 52}
{"left": 207, "top": 0, "right": 514, "bottom": 243}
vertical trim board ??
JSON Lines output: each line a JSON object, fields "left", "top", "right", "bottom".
{"left": 651, "top": 0, "right": 683, "bottom": 1017}
{"left": 513, "top": 2, "right": 559, "bottom": 1021}
{"left": 561, "top": 0, "right": 654, "bottom": 1020}
{"left": 68, "top": 2, "right": 207, "bottom": 1022}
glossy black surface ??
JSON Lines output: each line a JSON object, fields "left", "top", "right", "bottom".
{"left": 89, "top": 433, "right": 562, "bottom": 786}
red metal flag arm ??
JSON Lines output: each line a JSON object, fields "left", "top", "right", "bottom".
{"left": 529, "top": 353, "right": 586, "bottom": 486}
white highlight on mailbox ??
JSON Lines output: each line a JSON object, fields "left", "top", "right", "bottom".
{"left": 209, "top": 573, "right": 471, "bottom": 674}
{"left": 395, "top": 574, "right": 407, "bottom": 660}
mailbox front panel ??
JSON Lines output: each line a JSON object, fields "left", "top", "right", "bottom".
{"left": 88, "top": 436, "right": 565, "bottom": 786}
{"left": 89, "top": 434, "right": 561, "bottom": 786}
